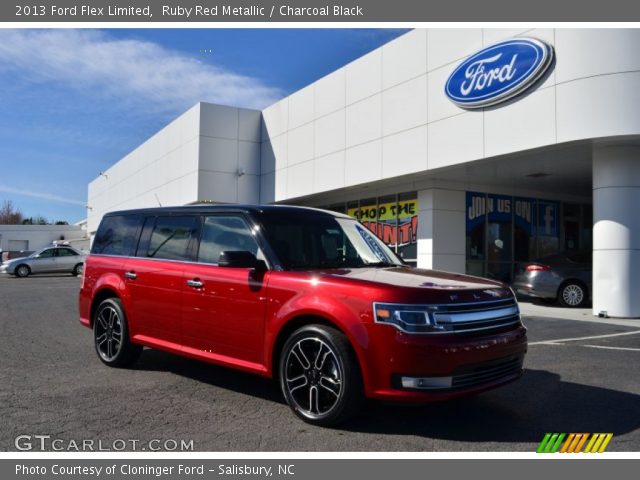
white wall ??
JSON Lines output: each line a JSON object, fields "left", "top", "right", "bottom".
{"left": 87, "top": 103, "right": 262, "bottom": 233}
{"left": 262, "top": 28, "right": 640, "bottom": 203}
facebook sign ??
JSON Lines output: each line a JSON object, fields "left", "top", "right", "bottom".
{"left": 537, "top": 201, "right": 559, "bottom": 237}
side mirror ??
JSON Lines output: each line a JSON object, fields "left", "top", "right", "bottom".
{"left": 218, "top": 251, "right": 266, "bottom": 270}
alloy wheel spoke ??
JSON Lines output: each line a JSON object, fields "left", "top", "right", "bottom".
{"left": 319, "top": 376, "right": 341, "bottom": 397}
{"left": 308, "top": 386, "right": 319, "bottom": 414}
{"left": 291, "top": 343, "right": 311, "bottom": 370}
{"left": 315, "top": 344, "right": 331, "bottom": 370}
{"left": 97, "top": 313, "right": 108, "bottom": 330}
{"left": 286, "top": 374, "right": 308, "bottom": 393}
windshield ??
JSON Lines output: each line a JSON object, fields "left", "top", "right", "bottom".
{"left": 258, "top": 212, "right": 404, "bottom": 270}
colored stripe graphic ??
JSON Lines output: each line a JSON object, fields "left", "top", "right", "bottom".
{"left": 537, "top": 433, "right": 565, "bottom": 453}
{"left": 537, "top": 433, "right": 613, "bottom": 453}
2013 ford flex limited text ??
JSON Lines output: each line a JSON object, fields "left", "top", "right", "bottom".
{"left": 79, "top": 205, "right": 527, "bottom": 426}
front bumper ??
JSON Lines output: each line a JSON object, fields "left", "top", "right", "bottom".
{"left": 362, "top": 323, "right": 528, "bottom": 402}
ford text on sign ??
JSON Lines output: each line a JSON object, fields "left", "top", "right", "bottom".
{"left": 445, "top": 38, "right": 553, "bottom": 109}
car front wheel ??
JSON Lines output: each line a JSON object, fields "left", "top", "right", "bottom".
{"left": 93, "top": 298, "right": 142, "bottom": 367}
{"left": 279, "top": 324, "right": 363, "bottom": 426}
{"left": 15, "top": 265, "right": 30, "bottom": 278}
{"left": 559, "top": 282, "right": 588, "bottom": 308}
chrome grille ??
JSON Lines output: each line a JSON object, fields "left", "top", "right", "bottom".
{"left": 432, "top": 298, "right": 520, "bottom": 334}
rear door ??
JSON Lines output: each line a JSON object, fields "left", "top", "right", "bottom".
{"left": 56, "top": 247, "right": 81, "bottom": 271}
{"left": 124, "top": 215, "right": 198, "bottom": 346}
{"left": 181, "top": 214, "right": 269, "bottom": 367}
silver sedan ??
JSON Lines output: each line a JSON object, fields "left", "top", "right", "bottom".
{"left": 0, "top": 246, "right": 87, "bottom": 277}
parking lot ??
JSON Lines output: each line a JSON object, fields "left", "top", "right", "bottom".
{"left": 1, "top": 274, "right": 639, "bottom": 452}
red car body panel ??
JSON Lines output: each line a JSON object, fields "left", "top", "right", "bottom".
{"left": 81, "top": 249, "right": 527, "bottom": 402}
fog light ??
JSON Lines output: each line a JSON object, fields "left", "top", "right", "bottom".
{"left": 401, "top": 376, "right": 452, "bottom": 390}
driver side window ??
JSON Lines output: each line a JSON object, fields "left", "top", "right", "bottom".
{"left": 39, "top": 249, "right": 55, "bottom": 258}
{"left": 198, "top": 215, "right": 263, "bottom": 265}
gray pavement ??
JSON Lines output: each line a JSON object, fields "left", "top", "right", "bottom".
{"left": 1, "top": 274, "right": 639, "bottom": 452}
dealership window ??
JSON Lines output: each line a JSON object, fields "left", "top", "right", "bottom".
{"left": 320, "top": 192, "right": 418, "bottom": 265}
{"left": 466, "top": 192, "right": 591, "bottom": 282}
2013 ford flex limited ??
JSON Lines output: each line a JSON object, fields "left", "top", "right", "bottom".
{"left": 80, "top": 205, "right": 527, "bottom": 426}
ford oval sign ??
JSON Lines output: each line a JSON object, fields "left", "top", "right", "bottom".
{"left": 445, "top": 38, "right": 553, "bottom": 109}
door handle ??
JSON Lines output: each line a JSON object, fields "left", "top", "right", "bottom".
{"left": 124, "top": 271, "right": 137, "bottom": 280}
{"left": 186, "top": 278, "right": 204, "bottom": 289}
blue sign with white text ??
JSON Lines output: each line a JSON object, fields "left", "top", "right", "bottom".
{"left": 445, "top": 38, "right": 553, "bottom": 109}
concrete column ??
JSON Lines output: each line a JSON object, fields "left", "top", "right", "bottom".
{"left": 417, "top": 188, "right": 466, "bottom": 273}
{"left": 593, "top": 145, "right": 640, "bottom": 318}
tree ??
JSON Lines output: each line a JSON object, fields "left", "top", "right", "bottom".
{"left": 0, "top": 200, "right": 23, "bottom": 224}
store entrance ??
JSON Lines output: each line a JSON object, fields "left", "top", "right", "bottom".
{"left": 465, "top": 192, "right": 592, "bottom": 283}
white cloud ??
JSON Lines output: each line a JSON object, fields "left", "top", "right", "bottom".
{"left": 0, "top": 29, "right": 283, "bottom": 111}
{"left": 0, "top": 185, "right": 86, "bottom": 206}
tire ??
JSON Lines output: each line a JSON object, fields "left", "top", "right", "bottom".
{"left": 15, "top": 265, "right": 30, "bottom": 278}
{"left": 93, "top": 298, "right": 142, "bottom": 368}
{"left": 73, "top": 263, "right": 83, "bottom": 276}
{"left": 558, "top": 281, "right": 588, "bottom": 308}
{"left": 279, "top": 324, "right": 363, "bottom": 427}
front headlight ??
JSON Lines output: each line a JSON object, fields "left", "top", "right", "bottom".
{"left": 373, "top": 302, "right": 446, "bottom": 333}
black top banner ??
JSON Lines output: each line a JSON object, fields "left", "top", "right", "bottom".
{"left": 4, "top": 0, "right": 640, "bottom": 22}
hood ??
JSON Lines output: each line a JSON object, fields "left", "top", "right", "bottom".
{"left": 315, "top": 266, "right": 512, "bottom": 302}
{"left": 4, "top": 256, "right": 28, "bottom": 265}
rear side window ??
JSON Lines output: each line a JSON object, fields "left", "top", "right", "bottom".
{"left": 92, "top": 215, "right": 141, "bottom": 256}
{"left": 57, "top": 248, "right": 78, "bottom": 257}
{"left": 146, "top": 216, "right": 198, "bottom": 261}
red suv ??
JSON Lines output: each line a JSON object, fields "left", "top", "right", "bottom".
{"left": 80, "top": 205, "right": 527, "bottom": 426}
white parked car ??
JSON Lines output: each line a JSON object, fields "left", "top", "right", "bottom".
{"left": 0, "top": 246, "right": 86, "bottom": 277}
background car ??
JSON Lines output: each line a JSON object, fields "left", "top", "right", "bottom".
{"left": 0, "top": 246, "right": 86, "bottom": 277}
{"left": 512, "top": 251, "right": 591, "bottom": 307}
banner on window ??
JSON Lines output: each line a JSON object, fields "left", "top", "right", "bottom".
{"left": 348, "top": 199, "right": 418, "bottom": 248}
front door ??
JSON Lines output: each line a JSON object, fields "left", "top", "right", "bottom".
{"left": 181, "top": 215, "right": 268, "bottom": 368}
{"left": 31, "top": 248, "right": 56, "bottom": 273}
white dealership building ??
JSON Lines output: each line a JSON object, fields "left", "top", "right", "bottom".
{"left": 87, "top": 28, "right": 640, "bottom": 318}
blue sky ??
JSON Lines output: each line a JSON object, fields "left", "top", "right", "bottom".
{"left": 0, "top": 28, "right": 408, "bottom": 224}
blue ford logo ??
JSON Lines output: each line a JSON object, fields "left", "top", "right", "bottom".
{"left": 445, "top": 38, "right": 554, "bottom": 109}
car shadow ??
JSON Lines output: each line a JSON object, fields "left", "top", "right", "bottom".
{"left": 134, "top": 349, "right": 640, "bottom": 442}
{"left": 134, "top": 348, "right": 283, "bottom": 404}
{"left": 344, "top": 369, "right": 638, "bottom": 441}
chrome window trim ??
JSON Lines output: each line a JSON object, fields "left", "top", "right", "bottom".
{"left": 87, "top": 253, "right": 274, "bottom": 270}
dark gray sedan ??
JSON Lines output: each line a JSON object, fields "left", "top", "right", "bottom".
{"left": 512, "top": 251, "right": 591, "bottom": 307}
{"left": 0, "top": 246, "right": 86, "bottom": 277}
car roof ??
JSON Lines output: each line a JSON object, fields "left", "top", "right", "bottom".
{"left": 103, "top": 204, "right": 353, "bottom": 220}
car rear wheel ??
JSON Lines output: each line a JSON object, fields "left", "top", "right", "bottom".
{"left": 279, "top": 324, "right": 363, "bottom": 426}
{"left": 73, "top": 263, "right": 83, "bottom": 276}
{"left": 558, "top": 281, "right": 587, "bottom": 308}
{"left": 93, "top": 298, "right": 142, "bottom": 367}
{"left": 15, "top": 265, "right": 30, "bottom": 278}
